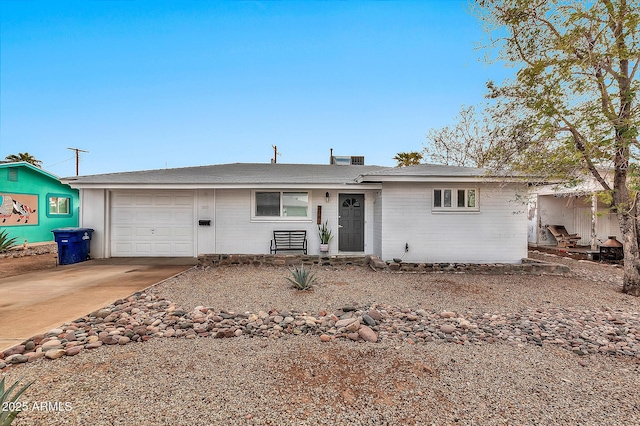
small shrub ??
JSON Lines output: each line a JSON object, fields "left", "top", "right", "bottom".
{"left": 0, "top": 377, "right": 33, "bottom": 426}
{"left": 0, "top": 230, "right": 17, "bottom": 253}
{"left": 286, "top": 264, "right": 317, "bottom": 290}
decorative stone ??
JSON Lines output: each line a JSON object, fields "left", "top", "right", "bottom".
{"left": 3, "top": 345, "right": 25, "bottom": 357}
{"left": 335, "top": 318, "right": 358, "bottom": 328}
{"left": 367, "top": 310, "right": 383, "bottom": 321}
{"left": 42, "top": 339, "right": 63, "bottom": 350}
{"left": 26, "top": 352, "right": 45, "bottom": 361}
{"left": 440, "top": 324, "right": 456, "bottom": 334}
{"left": 362, "top": 315, "right": 376, "bottom": 327}
{"left": 6, "top": 354, "right": 29, "bottom": 364}
{"left": 346, "top": 321, "right": 361, "bottom": 332}
{"left": 102, "top": 336, "right": 119, "bottom": 345}
{"left": 91, "top": 309, "right": 111, "bottom": 319}
{"left": 45, "top": 349, "right": 66, "bottom": 359}
{"left": 65, "top": 346, "right": 82, "bottom": 356}
{"left": 320, "top": 334, "right": 331, "bottom": 342}
{"left": 358, "top": 326, "right": 378, "bottom": 343}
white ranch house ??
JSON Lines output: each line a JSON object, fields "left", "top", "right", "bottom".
{"left": 62, "top": 162, "right": 528, "bottom": 263}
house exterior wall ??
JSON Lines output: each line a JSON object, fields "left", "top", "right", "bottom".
{"left": 77, "top": 183, "right": 522, "bottom": 261}
{"left": 81, "top": 187, "right": 379, "bottom": 258}
{"left": 211, "top": 189, "right": 376, "bottom": 255}
{"left": 79, "top": 189, "right": 107, "bottom": 258}
{"left": 1, "top": 165, "right": 79, "bottom": 244}
{"left": 379, "top": 182, "right": 528, "bottom": 263}
{"left": 372, "top": 191, "right": 382, "bottom": 258}
{"left": 197, "top": 189, "right": 215, "bottom": 254}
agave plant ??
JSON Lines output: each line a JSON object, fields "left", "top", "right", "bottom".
{"left": 286, "top": 264, "right": 317, "bottom": 290}
{"left": 0, "top": 230, "right": 17, "bottom": 253}
{"left": 0, "top": 377, "right": 33, "bottom": 426}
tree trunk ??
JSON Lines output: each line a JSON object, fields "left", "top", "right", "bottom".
{"left": 619, "top": 211, "right": 640, "bottom": 296}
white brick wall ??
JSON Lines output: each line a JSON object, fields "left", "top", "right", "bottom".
{"left": 213, "top": 189, "right": 341, "bottom": 255}
{"left": 373, "top": 191, "right": 382, "bottom": 257}
{"left": 380, "top": 182, "right": 528, "bottom": 263}
{"left": 86, "top": 184, "right": 526, "bottom": 261}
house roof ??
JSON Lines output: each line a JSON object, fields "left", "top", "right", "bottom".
{"left": 0, "top": 161, "right": 63, "bottom": 184}
{"left": 358, "top": 163, "right": 486, "bottom": 180}
{"left": 62, "top": 163, "right": 390, "bottom": 188}
{"left": 62, "top": 162, "right": 522, "bottom": 189}
{"left": 356, "top": 163, "right": 520, "bottom": 183}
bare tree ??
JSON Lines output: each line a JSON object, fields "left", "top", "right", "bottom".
{"left": 423, "top": 105, "right": 496, "bottom": 168}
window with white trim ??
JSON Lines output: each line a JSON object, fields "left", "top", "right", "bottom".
{"left": 48, "top": 196, "right": 71, "bottom": 215}
{"left": 433, "top": 188, "right": 478, "bottom": 211}
{"left": 254, "top": 191, "right": 310, "bottom": 219}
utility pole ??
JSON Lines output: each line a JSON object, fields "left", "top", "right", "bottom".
{"left": 271, "top": 145, "right": 281, "bottom": 164}
{"left": 67, "top": 147, "right": 88, "bottom": 176}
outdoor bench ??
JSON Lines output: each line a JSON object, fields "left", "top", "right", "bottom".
{"left": 270, "top": 230, "right": 307, "bottom": 254}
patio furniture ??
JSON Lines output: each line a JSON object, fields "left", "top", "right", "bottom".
{"left": 546, "top": 225, "right": 581, "bottom": 248}
{"left": 270, "top": 230, "right": 308, "bottom": 254}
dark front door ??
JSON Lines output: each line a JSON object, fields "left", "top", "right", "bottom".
{"left": 338, "top": 194, "right": 365, "bottom": 252}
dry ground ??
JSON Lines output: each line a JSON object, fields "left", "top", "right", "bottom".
{"left": 0, "top": 252, "right": 58, "bottom": 278}
{"left": 2, "top": 252, "right": 640, "bottom": 425}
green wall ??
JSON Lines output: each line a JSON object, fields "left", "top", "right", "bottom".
{"left": 1, "top": 164, "right": 79, "bottom": 244}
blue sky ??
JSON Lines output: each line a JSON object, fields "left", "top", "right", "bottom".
{"left": 0, "top": 1, "right": 511, "bottom": 177}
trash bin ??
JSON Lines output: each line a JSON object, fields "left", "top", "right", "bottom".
{"left": 51, "top": 228, "right": 94, "bottom": 265}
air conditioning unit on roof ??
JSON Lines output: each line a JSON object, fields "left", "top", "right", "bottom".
{"left": 330, "top": 155, "right": 365, "bottom": 165}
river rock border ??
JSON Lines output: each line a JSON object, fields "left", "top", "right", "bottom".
{"left": 2, "top": 290, "right": 639, "bottom": 369}
{"left": 197, "top": 254, "right": 570, "bottom": 275}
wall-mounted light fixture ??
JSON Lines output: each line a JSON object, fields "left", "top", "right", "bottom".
{"left": 325, "top": 192, "right": 330, "bottom": 202}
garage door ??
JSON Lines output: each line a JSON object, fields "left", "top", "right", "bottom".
{"left": 110, "top": 191, "right": 195, "bottom": 257}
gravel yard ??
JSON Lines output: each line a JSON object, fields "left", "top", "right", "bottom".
{"left": 3, "top": 252, "right": 640, "bottom": 425}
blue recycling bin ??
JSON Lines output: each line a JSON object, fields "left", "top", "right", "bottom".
{"left": 51, "top": 228, "right": 94, "bottom": 265}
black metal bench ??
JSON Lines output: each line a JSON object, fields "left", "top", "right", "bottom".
{"left": 270, "top": 230, "right": 307, "bottom": 254}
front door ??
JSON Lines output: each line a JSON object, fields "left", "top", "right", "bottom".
{"left": 338, "top": 194, "right": 365, "bottom": 252}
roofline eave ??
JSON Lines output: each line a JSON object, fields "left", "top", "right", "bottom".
{"left": 63, "top": 182, "right": 383, "bottom": 191}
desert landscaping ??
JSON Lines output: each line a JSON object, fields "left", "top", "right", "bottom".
{"left": 1, "top": 251, "right": 639, "bottom": 425}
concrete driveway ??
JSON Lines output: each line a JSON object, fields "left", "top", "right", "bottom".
{"left": 0, "top": 258, "right": 196, "bottom": 352}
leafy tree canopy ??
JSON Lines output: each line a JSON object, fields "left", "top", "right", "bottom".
{"left": 472, "top": 0, "right": 640, "bottom": 295}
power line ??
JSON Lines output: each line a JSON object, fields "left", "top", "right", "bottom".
{"left": 45, "top": 156, "right": 75, "bottom": 169}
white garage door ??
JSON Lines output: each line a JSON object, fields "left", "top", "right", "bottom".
{"left": 110, "top": 191, "right": 195, "bottom": 257}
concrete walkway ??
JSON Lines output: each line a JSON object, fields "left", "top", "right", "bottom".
{"left": 0, "top": 258, "right": 196, "bottom": 352}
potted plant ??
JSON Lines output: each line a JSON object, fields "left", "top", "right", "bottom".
{"left": 318, "top": 220, "right": 333, "bottom": 252}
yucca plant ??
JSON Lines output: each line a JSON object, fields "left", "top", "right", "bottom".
{"left": 0, "top": 377, "right": 33, "bottom": 426}
{"left": 286, "top": 264, "right": 317, "bottom": 290}
{"left": 0, "top": 230, "right": 17, "bottom": 253}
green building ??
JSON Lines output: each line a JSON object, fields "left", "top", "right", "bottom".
{"left": 0, "top": 162, "right": 79, "bottom": 244}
